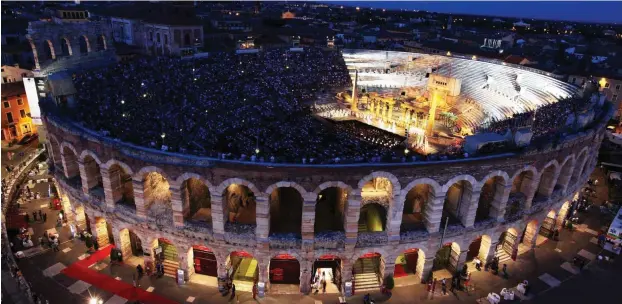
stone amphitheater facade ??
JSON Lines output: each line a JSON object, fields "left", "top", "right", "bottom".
{"left": 43, "top": 106, "right": 609, "bottom": 294}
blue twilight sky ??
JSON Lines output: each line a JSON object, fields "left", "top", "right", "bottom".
{"left": 324, "top": 1, "right": 622, "bottom": 24}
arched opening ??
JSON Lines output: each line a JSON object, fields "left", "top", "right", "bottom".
{"left": 361, "top": 177, "right": 393, "bottom": 203}
{"left": 522, "top": 220, "right": 539, "bottom": 249}
{"left": 433, "top": 242, "right": 460, "bottom": 278}
{"left": 61, "top": 146, "right": 81, "bottom": 187}
{"left": 466, "top": 235, "right": 491, "bottom": 270}
{"left": 191, "top": 245, "right": 217, "bottom": 281}
{"left": 269, "top": 187, "right": 303, "bottom": 236}
{"left": 42, "top": 40, "right": 55, "bottom": 61}
{"left": 269, "top": 254, "right": 300, "bottom": 292}
{"left": 401, "top": 184, "right": 431, "bottom": 233}
{"left": 536, "top": 164, "right": 558, "bottom": 199}
{"left": 394, "top": 248, "right": 425, "bottom": 285}
{"left": 570, "top": 152, "right": 587, "bottom": 187}
{"left": 498, "top": 228, "right": 517, "bottom": 262}
{"left": 228, "top": 251, "right": 258, "bottom": 292}
{"left": 97, "top": 35, "right": 107, "bottom": 51}
{"left": 143, "top": 172, "right": 172, "bottom": 225}
{"left": 118, "top": 228, "right": 143, "bottom": 265}
{"left": 358, "top": 203, "right": 387, "bottom": 232}
{"left": 507, "top": 170, "right": 535, "bottom": 220}
{"left": 223, "top": 184, "right": 256, "bottom": 236}
{"left": 82, "top": 155, "right": 103, "bottom": 196}
{"left": 74, "top": 205, "right": 87, "bottom": 231}
{"left": 182, "top": 178, "right": 211, "bottom": 227}
{"left": 79, "top": 35, "right": 89, "bottom": 54}
{"left": 92, "top": 217, "right": 111, "bottom": 247}
{"left": 152, "top": 238, "right": 178, "bottom": 277}
{"left": 353, "top": 252, "right": 383, "bottom": 292}
{"left": 539, "top": 210, "right": 557, "bottom": 241}
{"left": 60, "top": 38, "right": 72, "bottom": 56}
{"left": 443, "top": 180, "right": 474, "bottom": 226}
{"left": 557, "top": 159, "right": 574, "bottom": 191}
{"left": 476, "top": 177, "right": 504, "bottom": 223}
{"left": 579, "top": 156, "right": 591, "bottom": 180}
{"left": 314, "top": 187, "right": 346, "bottom": 233}
{"left": 109, "top": 164, "right": 134, "bottom": 208}
{"left": 49, "top": 138, "right": 62, "bottom": 167}
{"left": 184, "top": 32, "right": 191, "bottom": 46}
{"left": 556, "top": 201, "right": 571, "bottom": 230}
{"left": 312, "top": 255, "right": 342, "bottom": 294}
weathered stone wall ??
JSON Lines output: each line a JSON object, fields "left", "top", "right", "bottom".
{"left": 45, "top": 107, "right": 608, "bottom": 294}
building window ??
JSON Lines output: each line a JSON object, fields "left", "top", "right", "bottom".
{"left": 605, "top": 83, "right": 610, "bottom": 88}
{"left": 17, "top": 98, "right": 23, "bottom": 105}
{"left": 19, "top": 109, "right": 26, "bottom": 118}
{"left": 571, "top": 77, "right": 576, "bottom": 83}
{"left": 614, "top": 94, "right": 618, "bottom": 101}
{"left": 7, "top": 112, "right": 13, "bottom": 123}
{"left": 2, "top": 77, "right": 7, "bottom": 83}
{"left": 616, "top": 84, "right": 621, "bottom": 91}
{"left": 22, "top": 123, "right": 30, "bottom": 134}
{"left": 157, "top": 33, "right": 161, "bottom": 43}
{"left": 3, "top": 101, "right": 9, "bottom": 108}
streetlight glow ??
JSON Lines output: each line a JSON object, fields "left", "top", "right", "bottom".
{"left": 161, "top": 133, "right": 166, "bottom": 139}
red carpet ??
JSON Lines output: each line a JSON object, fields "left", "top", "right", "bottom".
{"left": 394, "top": 264, "right": 407, "bottom": 278}
{"left": 62, "top": 246, "right": 178, "bottom": 304}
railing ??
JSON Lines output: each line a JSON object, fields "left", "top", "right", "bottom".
{"left": 314, "top": 231, "right": 346, "bottom": 249}
{"left": 356, "top": 231, "right": 389, "bottom": 247}
{"left": 269, "top": 232, "right": 302, "bottom": 249}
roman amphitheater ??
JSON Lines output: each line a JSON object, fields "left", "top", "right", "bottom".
{"left": 43, "top": 49, "right": 612, "bottom": 296}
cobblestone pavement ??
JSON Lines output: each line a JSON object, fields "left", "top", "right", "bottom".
{"left": 11, "top": 168, "right": 620, "bottom": 304}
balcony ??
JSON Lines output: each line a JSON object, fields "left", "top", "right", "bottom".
{"left": 356, "top": 231, "right": 388, "bottom": 247}
{"left": 224, "top": 222, "right": 256, "bottom": 247}
{"left": 314, "top": 231, "right": 345, "bottom": 250}
{"left": 269, "top": 232, "right": 302, "bottom": 250}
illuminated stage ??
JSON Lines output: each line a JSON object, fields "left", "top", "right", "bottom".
{"left": 316, "top": 49, "right": 580, "bottom": 155}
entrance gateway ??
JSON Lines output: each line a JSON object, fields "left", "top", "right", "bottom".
{"left": 312, "top": 255, "right": 342, "bottom": 294}
{"left": 192, "top": 246, "right": 217, "bottom": 277}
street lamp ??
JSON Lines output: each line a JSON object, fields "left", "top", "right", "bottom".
{"left": 255, "top": 148, "right": 260, "bottom": 154}
{"left": 161, "top": 133, "right": 166, "bottom": 139}
{"left": 404, "top": 149, "right": 409, "bottom": 155}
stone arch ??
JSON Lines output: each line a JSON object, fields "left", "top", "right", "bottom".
{"left": 393, "top": 247, "right": 426, "bottom": 283}
{"left": 141, "top": 170, "right": 172, "bottom": 224}
{"left": 315, "top": 184, "right": 349, "bottom": 233}
{"left": 476, "top": 171, "right": 510, "bottom": 223}
{"left": 220, "top": 180, "right": 258, "bottom": 227}
{"left": 80, "top": 151, "right": 103, "bottom": 192}
{"left": 78, "top": 35, "right": 90, "bottom": 54}
{"left": 48, "top": 134, "right": 62, "bottom": 166}
{"left": 507, "top": 166, "right": 538, "bottom": 218}
{"left": 178, "top": 175, "right": 212, "bottom": 224}
{"left": 174, "top": 173, "right": 214, "bottom": 191}
{"left": 134, "top": 166, "right": 170, "bottom": 182}
{"left": 27, "top": 39, "right": 40, "bottom": 69}
{"left": 441, "top": 175, "right": 478, "bottom": 227}
{"left": 357, "top": 171, "right": 401, "bottom": 196}
{"left": 60, "top": 142, "right": 80, "bottom": 180}
{"left": 359, "top": 202, "right": 387, "bottom": 232}
{"left": 102, "top": 159, "right": 134, "bottom": 176}
{"left": 60, "top": 37, "right": 72, "bottom": 56}
{"left": 400, "top": 178, "right": 442, "bottom": 233}
{"left": 216, "top": 178, "right": 261, "bottom": 197}
{"left": 313, "top": 181, "right": 353, "bottom": 198}
{"left": 267, "top": 183, "right": 304, "bottom": 236}
{"left": 433, "top": 242, "right": 461, "bottom": 273}
{"left": 536, "top": 160, "right": 560, "bottom": 198}
{"left": 522, "top": 219, "right": 539, "bottom": 247}
{"left": 557, "top": 155, "right": 576, "bottom": 193}
{"left": 556, "top": 201, "right": 571, "bottom": 230}
{"left": 41, "top": 39, "right": 55, "bottom": 61}
{"left": 570, "top": 147, "right": 589, "bottom": 186}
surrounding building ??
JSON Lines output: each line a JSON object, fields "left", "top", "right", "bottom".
{"left": 1, "top": 65, "right": 34, "bottom": 84}
{"left": 1, "top": 82, "right": 37, "bottom": 142}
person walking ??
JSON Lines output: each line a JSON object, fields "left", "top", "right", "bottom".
{"left": 230, "top": 283, "right": 236, "bottom": 300}
{"left": 322, "top": 278, "right": 327, "bottom": 293}
{"left": 502, "top": 264, "right": 508, "bottom": 279}
{"left": 42, "top": 213, "right": 47, "bottom": 222}
{"left": 252, "top": 283, "right": 257, "bottom": 299}
{"left": 441, "top": 278, "right": 447, "bottom": 295}
{"left": 32, "top": 212, "right": 38, "bottom": 221}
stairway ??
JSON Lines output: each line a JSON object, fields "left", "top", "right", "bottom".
{"left": 495, "top": 247, "right": 511, "bottom": 264}
{"left": 233, "top": 279, "right": 254, "bottom": 292}
{"left": 162, "top": 260, "right": 179, "bottom": 278}
{"left": 353, "top": 259, "right": 380, "bottom": 293}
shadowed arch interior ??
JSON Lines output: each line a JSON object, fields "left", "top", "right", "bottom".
{"left": 269, "top": 187, "right": 303, "bottom": 235}
{"left": 82, "top": 155, "right": 102, "bottom": 193}
{"left": 443, "top": 180, "right": 473, "bottom": 226}
{"left": 143, "top": 172, "right": 171, "bottom": 222}
{"left": 401, "top": 184, "right": 431, "bottom": 232}
{"left": 109, "top": 164, "right": 134, "bottom": 207}
{"left": 314, "top": 187, "right": 346, "bottom": 233}
{"left": 223, "top": 184, "right": 256, "bottom": 226}
{"left": 476, "top": 176, "right": 504, "bottom": 223}
{"left": 61, "top": 146, "right": 80, "bottom": 182}
{"left": 182, "top": 178, "right": 211, "bottom": 225}
{"left": 536, "top": 164, "right": 557, "bottom": 198}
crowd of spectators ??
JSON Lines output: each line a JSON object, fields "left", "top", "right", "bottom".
{"left": 480, "top": 96, "right": 594, "bottom": 138}
{"left": 73, "top": 47, "right": 423, "bottom": 163}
